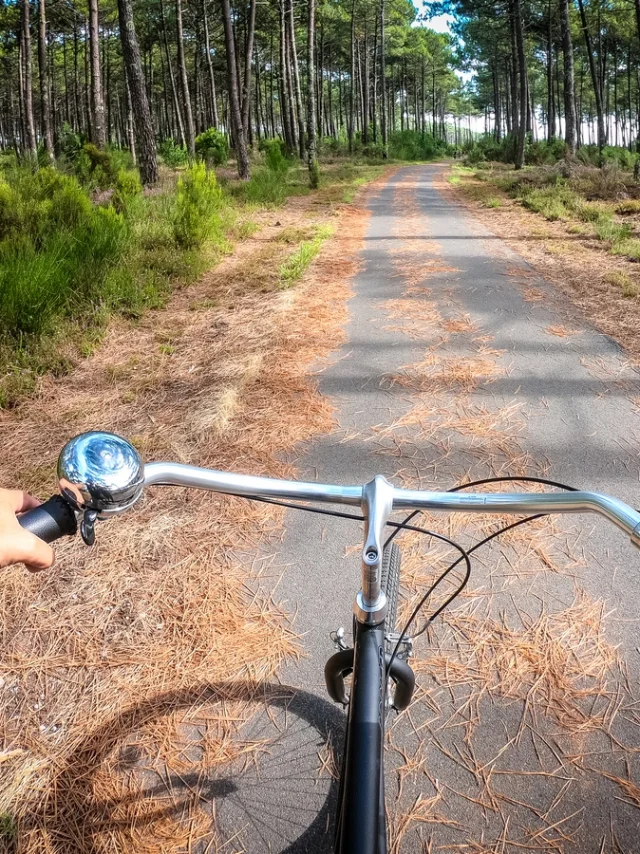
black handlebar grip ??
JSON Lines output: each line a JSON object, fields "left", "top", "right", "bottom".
{"left": 18, "top": 495, "right": 78, "bottom": 543}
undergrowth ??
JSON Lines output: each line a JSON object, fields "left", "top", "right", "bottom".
{"left": 0, "top": 158, "right": 383, "bottom": 407}
{"left": 279, "top": 225, "right": 334, "bottom": 287}
{"left": 451, "top": 161, "right": 640, "bottom": 263}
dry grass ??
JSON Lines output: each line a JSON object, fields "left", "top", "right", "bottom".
{"left": 0, "top": 178, "right": 378, "bottom": 851}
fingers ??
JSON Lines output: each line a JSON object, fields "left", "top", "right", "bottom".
{"left": 22, "top": 534, "right": 55, "bottom": 572}
{"left": 0, "top": 531, "right": 55, "bottom": 572}
{"left": 7, "top": 490, "right": 41, "bottom": 514}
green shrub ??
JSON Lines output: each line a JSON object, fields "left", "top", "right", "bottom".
{"left": 112, "top": 169, "right": 143, "bottom": 214}
{"left": 260, "top": 138, "right": 291, "bottom": 174}
{"left": 465, "top": 144, "right": 486, "bottom": 166}
{"left": 195, "top": 128, "right": 229, "bottom": 166}
{"left": 520, "top": 185, "right": 579, "bottom": 220}
{"left": 0, "top": 177, "right": 21, "bottom": 239}
{"left": 0, "top": 168, "right": 93, "bottom": 245}
{"left": 59, "top": 122, "right": 84, "bottom": 163}
{"left": 574, "top": 200, "right": 610, "bottom": 223}
{"left": 610, "top": 238, "right": 640, "bottom": 260}
{"left": 75, "top": 142, "right": 119, "bottom": 188}
{"left": 594, "top": 219, "right": 631, "bottom": 243}
{"left": 235, "top": 167, "right": 289, "bottom": 206}
{"left": 158, "top": 139, "right": 189, "bottom": 168}
{"left": 616, "top": 199, "right": 640, "bottom": 215}
{"left": 525, "top": 138, "right": 567, "bottom": 166}
{"left": 388, "top": 130, "right": 445, "bottom": 162}
{"left": 173, "top": 161, "right": 223, "bottom": 248}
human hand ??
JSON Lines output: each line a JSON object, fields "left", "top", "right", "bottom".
{"left": 0, "top": 490, "right": 55, "bottom": 571}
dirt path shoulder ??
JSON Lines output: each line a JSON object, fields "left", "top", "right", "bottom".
{"left": 442, "top": 165, "right": 640, "bottom": 359}
{"left": 0, "top": 175, "right": 388, "bottom": 853}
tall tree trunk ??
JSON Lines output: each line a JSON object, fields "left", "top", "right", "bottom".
{"left": 202, "top": 0, "right": 219, "bottom": 128}
{"left": 84, "top": 18, "right": 91, "bottom": 133}
{"left": 241, "top": 0, "right": 257, "bottom": 136}
{"left": 285, "top": 4, "right": 298, "bottom": 147}
{"left": 106, "top": 26, "right": 112, "bottom": 142}
{"left": 379, "top": 0, "right": 387, "bottom": 156}
{"left": 362, "top": 24, "right": 369, "bottom": 144}
{"left": 560, "top": 0, "right": 577, "bottom": 154}
{"left": 493, "top": 55, "right": 502, "bottom": 141}
{"left": 287, "top": 0, "right": 305, "bottom": 158}
{"left": 176, "top": 0, "right": 195, "bottom": 155}
{"left": 117, "top": 0, "right": 158, "bottom": 183}
{"left": 73, "top": 13, "right": 80, "bottom": 130}
{"left": 160, "top": 0, "right": 186, "bottom": 146}
{"left": 547, "top": 0, "right": 555, "bottom": 141}
{"left": 509, "top": 13, "right": 519, "bottom": 139}
{"left": 89, "top": 0, "right": 106, "bottom": 146}
{"left": 38, "top": 0, "right": 54, "bottom": 160}
{"left": 317, "top": 29, "right": 324, "bottom": 136}
{"left": 21, "top": 0, "right": 37, "bottom": 159}
{"left": 220, "top": 0, "right": 250, "bottom": 178}
{"left": 279, "top": 0, "right": 293, "bottom": 148}
{"left": 63, "top": 36, "right": 71, "bottom": 125}
{"left": 348, "top": 0, "right": 355, "bottom": 152}
{"left": 513, "top": 0, "right": 527, "bottom": 168}
{"left": 125, "top": 74, "right": 136, "bottom": 163}
{"left": 307, "top": 0, "right": 318, "bottom": 187}
{"left": 576, "top": 0, "right": 605, "bottom": 149}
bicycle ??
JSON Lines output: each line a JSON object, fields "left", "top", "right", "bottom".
{"left": 18, "top": 430, "right": 640, "bottom": 854}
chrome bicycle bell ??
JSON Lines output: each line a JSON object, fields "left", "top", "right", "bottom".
{"left": 57, "top": 431, "right": 145, "bottom": 544}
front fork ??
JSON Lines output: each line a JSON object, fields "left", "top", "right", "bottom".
{"left": 329, "top": 621, "right": 416, "bottom": 853}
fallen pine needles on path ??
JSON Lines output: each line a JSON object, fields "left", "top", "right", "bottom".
{"left": 0, "top": 171, "right": 387, "bottom": 852}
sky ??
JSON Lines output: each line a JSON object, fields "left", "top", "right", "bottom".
{"left": 426, "top": 13, "right": 456, "bottom": 33}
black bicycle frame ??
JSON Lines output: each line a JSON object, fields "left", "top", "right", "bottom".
{"left": 335, "top": 620, "right": 387, "bottom": 854}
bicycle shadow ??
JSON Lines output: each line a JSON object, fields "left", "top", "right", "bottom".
{"left": 20, "top": 681, "right": 345, "bottom": 854}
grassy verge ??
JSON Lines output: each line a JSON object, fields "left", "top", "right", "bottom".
{"left": 450, "top": 161, "right": 640, "bottom": 297}
{"left": 279, "top": 225, "right": 334, "bottom": 287}
{"left": 0, "top": 159, "right": 385, "bottom": 407}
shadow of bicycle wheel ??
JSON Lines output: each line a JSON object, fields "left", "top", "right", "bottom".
{"left": 20, "top": 681, "right": 345, "bottom": 853}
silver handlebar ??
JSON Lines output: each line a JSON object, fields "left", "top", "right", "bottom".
{"left": 57, "top": 432, "right": 640, "bottom": 626}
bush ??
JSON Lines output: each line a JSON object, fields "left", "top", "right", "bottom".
{"left": 75, "top": 142, "right": 119, "bottom": 188}
{"left": 195, "top": 128, "right": 229, "bottom": 166}
{"left": 0, "top": 186, "right": 129, "bottom": 340}
{"left": 112, "top": 169, "right": 143, "bottom": 214}
{"left": 0, "top": 167, "right": 93, "bottom": 245}
{"left": 465, "top": 144, "right": 485, "bottom": 165}
{"left": 520, "top": 185, "right": 579, "bottom": 220}
{"left": 260, "top": 138, "right": 291, "bottom": 174}
{"left": 388, "top": 130, "right": 445, "bottom": 161}
{"left": 234, "top": 167, "right": 289, "bottom": 206}
{"left": 526, "top": 138, "right": 566, "bottom": 166}
{"left": 158, "top": 139, "right": 189, "bottom": 168}
{"left": 172, "top": 161, "right": 223, "bottom": 248}
{"left": 578, "top": 145, "right": 637, "bottom": 170}
{"left": 58, "top": 122, "right": 84, "bottom": 163}
{"left": 616, "top": 199, "right": 640, "bottom": 215}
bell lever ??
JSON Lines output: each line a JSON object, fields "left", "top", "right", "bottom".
{"left": 80, "top": 510, "right": 99, "bottom": 546}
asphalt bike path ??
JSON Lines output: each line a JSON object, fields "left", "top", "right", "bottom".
{"left": 228, "top": 165, "right": 640, "bottom": 853}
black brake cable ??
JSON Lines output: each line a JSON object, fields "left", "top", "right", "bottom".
{"left": 383, "top": 474, "right": 578, "bottom": 549}
{"left": 221, "top": 477, "right": 579, "bottom": 677}
{"left": 383, "top": 476, "right": 579, "bottom": 675}
{"left": 385, "top": 513, "right": 549, "bottom": 675}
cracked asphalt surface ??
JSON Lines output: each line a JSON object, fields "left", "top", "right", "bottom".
{"left": 227, "top": 165, "right": 640, "bottom": 853}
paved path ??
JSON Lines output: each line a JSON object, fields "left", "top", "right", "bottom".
{"left": 229, "top": 165, "right": 640, "bottom": 852}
